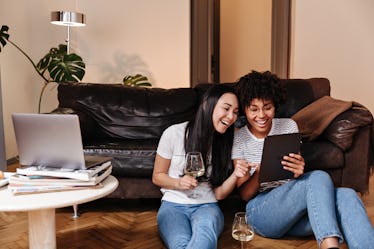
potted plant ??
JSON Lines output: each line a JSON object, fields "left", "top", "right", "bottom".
{"left": 0, "top": 25, "right": 85, "bottom": 113}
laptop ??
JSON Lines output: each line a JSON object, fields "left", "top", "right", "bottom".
{"left": 12, "top": 113, "right": 111, "bottom": 170}
{"left": 259, "top": 133, "right": 302, "bottom": 183}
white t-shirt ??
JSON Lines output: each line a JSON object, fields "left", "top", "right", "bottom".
{"left": 232, "top": 118, "right": 299, "bottom": 192}
{"left": 156, "top": 122, "right": 217, "bottom": 204}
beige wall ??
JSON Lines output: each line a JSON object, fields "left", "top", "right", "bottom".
{"left": 220, "top": 0, "right": 272, "bottom": 82}
{"left": 0, "top": 0, "right": 190, "bottom": 159}
{"left": 2, "top": 0, "right": 373, "bottom": 161}
{"left": 290, "top": 0, "right": 374, "bottom": 114}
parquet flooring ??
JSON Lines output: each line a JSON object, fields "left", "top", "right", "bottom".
{"left": 1, "top": 171, "right": 373, "bottom": 249}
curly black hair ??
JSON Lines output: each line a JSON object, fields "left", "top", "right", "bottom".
{"left": 235, "top": 70, "right": 286, "bottom": 111}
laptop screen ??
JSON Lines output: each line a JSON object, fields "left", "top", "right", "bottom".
{"left": 12, "top": 113, "right": 88, "bottom": 169}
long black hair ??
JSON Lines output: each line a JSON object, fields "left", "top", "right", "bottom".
{"left": 185, "top": 84, "right": 237, "bottom": 187}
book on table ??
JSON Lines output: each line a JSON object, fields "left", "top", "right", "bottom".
{"left": 15, "top": 160, "right": 112, "bottom": 181}
{"left": 10, "top": 165, "right": 112, "bottom": 187}
{"left": 8, "top": 182, "right": 105, "bottom": 194}
{"left": 8, "top": 164, "right": 112, "bottom": 194}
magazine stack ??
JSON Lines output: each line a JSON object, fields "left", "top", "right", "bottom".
{"left": 8, "top": 160, "right": 112, "bottom": 194}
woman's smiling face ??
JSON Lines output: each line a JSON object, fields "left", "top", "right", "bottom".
{"left": 212, "top": 92, "right": 239, "bottom": 134}
{"left": 245, "top": 98, "right": 275, "bottom": 138}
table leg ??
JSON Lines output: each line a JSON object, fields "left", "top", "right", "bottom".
{"left": 28, "top": 209, "right": 56, "bottom": 249}
{"left": 72, "top": 204, "right": 80, "bottom": 218}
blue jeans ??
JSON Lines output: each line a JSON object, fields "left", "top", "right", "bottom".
{"left": 246, "top": 170, "right": 374, "bottom": 249}
{"left": 157, "top": 201, "right": 224, "bottom": 249}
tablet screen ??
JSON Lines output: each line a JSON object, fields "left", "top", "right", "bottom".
{"left": 259, "top": 133, "right": 302, "bottom": 183}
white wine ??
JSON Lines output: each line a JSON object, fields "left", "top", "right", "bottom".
{"left": 184, "top": 168, "right": 205, "bottom": 178}
{"left": 232, "top": 229, "right": 254, "bottom": 242}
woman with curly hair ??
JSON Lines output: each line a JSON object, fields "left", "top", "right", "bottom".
{"left": 232, "top": 70, "right": 374, "bottom": 249}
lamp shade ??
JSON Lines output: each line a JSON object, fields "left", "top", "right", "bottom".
{"left": 51, "top": 11, "right": 85, "bottom": 27}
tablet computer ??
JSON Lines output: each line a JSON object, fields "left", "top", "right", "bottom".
{"left": 259, "top": 133, "right": 302, "bottom": 183}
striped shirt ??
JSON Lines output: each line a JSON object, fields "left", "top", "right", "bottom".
{"left": 232, "top": 118, "right": 299, "bottom": 192}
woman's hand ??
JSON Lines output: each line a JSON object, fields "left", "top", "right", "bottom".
{"left": 234, "top": 160, "right": 261, "bottom": 202}
{"left": 233, "top": 159, "right": 251, "bottom": 178}
{"left": 153, "top": 154, "right": 199, "bottom": 190}
{"left": 178, "top": 175, "right": 198, "bottom": 190}
{"left": 281, "top": 153, "right": 305, "bottom": 178}
{"left": 214, "top": 159, "right": 253, "bottom": 200}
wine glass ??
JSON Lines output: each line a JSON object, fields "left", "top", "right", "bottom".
{"left": 232, "top": 212, "right": 254, "bottom": 249}
{"left": 184, "top": 152, "right": 205, "bottom": 198}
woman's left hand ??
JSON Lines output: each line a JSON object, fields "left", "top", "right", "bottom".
{"left": 281, "top": 153, "right": 304, "bottom": 178}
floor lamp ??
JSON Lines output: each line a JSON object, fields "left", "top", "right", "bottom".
{"left": 50, "top": 11, "right": 86, "bottom": 54}
{"left": 51, "top": 11, "right": 85, "bottom": 217}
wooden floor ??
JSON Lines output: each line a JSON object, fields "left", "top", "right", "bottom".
{"left": 0, "top": 169, "right": 373, "bottom": 249}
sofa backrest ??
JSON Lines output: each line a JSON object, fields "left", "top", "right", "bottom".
{"left": 57, "top": 78, "right": 330, "bottom": 141}
{"left": 57, "top": 83, "right": 199, "bottom": 140}
{"left": 277, "top": 78, "right": 331, "bottom": 117}
{"left": 195, "top": 78, "right": 330, "bottom": 117}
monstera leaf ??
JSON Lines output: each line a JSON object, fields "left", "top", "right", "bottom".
{"left": 0, "top": 25, "right": 10, "bottom": 52}
{"left": 122, "top": 74, "right": 152, "bottom": 87}
{"left": 37, "top": 44, "right": 85, "bottom": 83}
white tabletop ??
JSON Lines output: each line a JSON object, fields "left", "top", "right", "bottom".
{"left": 0, "top": 175, "right": 118, "bottom": 212}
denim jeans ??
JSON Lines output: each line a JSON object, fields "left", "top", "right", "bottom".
{"left": 246, "top": 170, "right": 374, "bottom": 249}
{"left": 157, "top": 201, "right": 224, "bottom": 249}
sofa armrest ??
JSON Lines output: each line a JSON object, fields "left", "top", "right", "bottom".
{"left": 342, "top": 125, "right": 372, "bottom": 194}
{"left": 323, "top": 105, "right": 373, "bottom": 151}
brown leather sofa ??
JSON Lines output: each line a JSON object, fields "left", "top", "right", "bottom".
{"left": 52, "top": 78, "right": 373, "bottom": 198}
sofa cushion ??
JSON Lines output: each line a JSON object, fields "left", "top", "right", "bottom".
{"left": 83, "top": 138, "right": 158, "bottom": 178}
{"left": 301, "top": 141, "right": 344, "bottom": 170}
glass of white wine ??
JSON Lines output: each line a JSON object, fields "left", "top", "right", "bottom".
{"left": 232, "top": 212, "right": 254, "bottom": 249}
{"left": 184, "top": 151, "right": 205, "bottom": 198}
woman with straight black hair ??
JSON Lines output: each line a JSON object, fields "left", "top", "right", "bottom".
{"left": 152, "top": 84, "right": 249, "bottom": 249}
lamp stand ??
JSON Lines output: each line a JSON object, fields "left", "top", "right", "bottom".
{"left": 66, "top": 25, "right": 70, "bottom": 54}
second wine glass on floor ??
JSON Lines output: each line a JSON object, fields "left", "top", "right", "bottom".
{"left": 232, "top": 212, "right": 254, "bottom": 249}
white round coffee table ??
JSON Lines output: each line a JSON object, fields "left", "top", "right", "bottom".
{"left": 0, "top": 175, "right": 118, "bottom": 249}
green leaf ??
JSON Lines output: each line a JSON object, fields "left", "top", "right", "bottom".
{"left": 133, "top": 75, "right": 148, "bottom": 82}
{"left": 135, "top": 82, "right": 152, "bottom": 87}
{"left": 122, "top": 73, "right": 151, "bottom": 87}
{"left": 123, "top": 75, "right": 132, "bottom": 82}
{"left": 0, "top": 25, "right": 10, "bottom": 52}
{"left": 37, "top": 44, "right": 85, "bottom": 83}
{"left": 37, "top": 48, "right": 54, "bottom": 73}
